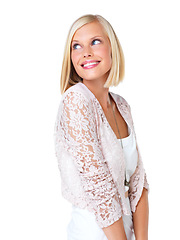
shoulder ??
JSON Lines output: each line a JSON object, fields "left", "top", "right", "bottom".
{"left": 58, "top": 83, "right": 95, "bottom": 115}
{"left": 110, "top": 91, "right": 130, "bottom": 109}
{"left": 61, "top": 82, "right": 93, "bottom": 103}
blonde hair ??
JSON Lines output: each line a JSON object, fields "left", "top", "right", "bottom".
{"left": 60, "top": 14, "right": 125, "bottom": 94}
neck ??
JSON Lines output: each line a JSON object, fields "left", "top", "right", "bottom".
{"left": 82, "top": 79, "right": 112, "bottom": 111}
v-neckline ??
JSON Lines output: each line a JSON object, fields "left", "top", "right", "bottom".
{"left": 77, "top": 82, "right": 132, "bottom": 141}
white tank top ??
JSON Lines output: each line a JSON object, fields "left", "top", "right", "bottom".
{"left": 119, "top": 125, "right": 138, "bottom": 193}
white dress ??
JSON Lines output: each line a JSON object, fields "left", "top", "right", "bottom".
{"left": 67, "top": 126, "right": 138, "bottom": 240}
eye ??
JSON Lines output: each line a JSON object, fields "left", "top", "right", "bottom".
{"left": 92, "top": 39, "right": 101, "bottom": 45}
{"left": 72, "top": 44, "right": 81, "bottom": 50}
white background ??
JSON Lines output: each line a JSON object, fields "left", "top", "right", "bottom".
{"left": 0, "top": 0, "right": 179, "bottom": 239}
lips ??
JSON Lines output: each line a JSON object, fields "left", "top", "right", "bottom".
{"left": 81, "top": 60, "right": 101, "bottom": 69}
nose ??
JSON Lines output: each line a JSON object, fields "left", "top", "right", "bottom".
{"left": 84, "top": 53, "right": 92, "bottom": 58}
{"left": 83, "top": 46, "right": 93, "bottom": 58}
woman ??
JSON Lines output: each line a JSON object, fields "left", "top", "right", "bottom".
{"left": 54, "top": 14, "right": 149, "bottom": 240}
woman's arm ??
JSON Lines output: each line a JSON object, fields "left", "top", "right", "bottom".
{"left": 56, "top": 92, "right": 123, "bottom": 229}
{"left": 133, "top": 188, "right": 149, "bottom": 240}
{"left": 103, "top": 218, "right": 127, "bottom": 240}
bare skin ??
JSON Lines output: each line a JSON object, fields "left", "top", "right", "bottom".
{"left": 133, "top": 188, "right": 149, "bottom": 240}
{"left": 103, "top": 218, "right": 127, "bottom": 240}
{"left": 71, "top": 20, "right": 149, "bottom": 240}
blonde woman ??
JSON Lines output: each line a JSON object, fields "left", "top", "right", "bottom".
{"left": 54, "top": 14, "right": 149, "bottom": 240}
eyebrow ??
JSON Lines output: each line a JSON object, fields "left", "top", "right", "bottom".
{"left": 72, "top": 35, "right": 103, "bottom": 43}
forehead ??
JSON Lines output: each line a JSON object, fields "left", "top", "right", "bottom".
{"left": 72, "top": 21, "right": 107, "bottom": 41}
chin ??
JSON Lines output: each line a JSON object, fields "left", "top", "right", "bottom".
{"left": 80, "top": 72, "right": 110, "bottom": 82}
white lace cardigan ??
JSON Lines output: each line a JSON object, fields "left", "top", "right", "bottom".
{"left": 54, "top": 82, "right": 149, "bottom": 228}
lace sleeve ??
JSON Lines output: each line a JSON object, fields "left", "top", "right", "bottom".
{"left": 58, "top": 91, "right": 122, "bottom": 228}
{"left": 127, "top": 104, "right": 149, "bottom": 212}
{"left": 129, "top": 144, "right": 149, "bottom": 212}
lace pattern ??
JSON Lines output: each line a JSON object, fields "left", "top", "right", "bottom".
{"left": 54, "top": 82, "right": 149, "bottom": 228}
{"left": 55, "top": 91, "right": 123, "bottom": 228}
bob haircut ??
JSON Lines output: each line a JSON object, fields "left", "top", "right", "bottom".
{"left": 60, "top": 14, "right": 125, "bottom": 94}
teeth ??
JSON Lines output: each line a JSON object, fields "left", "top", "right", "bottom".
{"left": 83, "top": 62, "right": 99, "bottom": 67}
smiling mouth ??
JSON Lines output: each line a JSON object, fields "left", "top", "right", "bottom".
{"left": 81, "top": 61, "right": 100, "bottom": 69}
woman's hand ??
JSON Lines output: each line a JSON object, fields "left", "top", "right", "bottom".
{"left": 133, "top": 188, "right": 149, "bottom": 240}
{"left": 102, "top": 217, "right": 127, "bottom": 240}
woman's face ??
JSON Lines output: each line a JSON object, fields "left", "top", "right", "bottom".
{"left": 71, "top": 21, "right": 112, "bottom": 83}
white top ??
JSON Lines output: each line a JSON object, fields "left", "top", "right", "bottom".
{"left": 120, "top": 126, "right": 138, "bottom": 193}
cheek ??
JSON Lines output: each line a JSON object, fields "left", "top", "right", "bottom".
{"left": 99, "top": 43, "right": 111, "bottom": 58}
{"left": 107, "top": 47, "right": 112, "bottom": 67}
{"left": 71, "top": 49, "right": 82, "bottom": 65}
{"left": 71, "top": 52, "right": 82, "bottom": 75}
{"left": 101, "top": 45, "right": 112, "bottom": 66}
{"left": 71, "top": 52, "right": 77, "bottom": 67}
